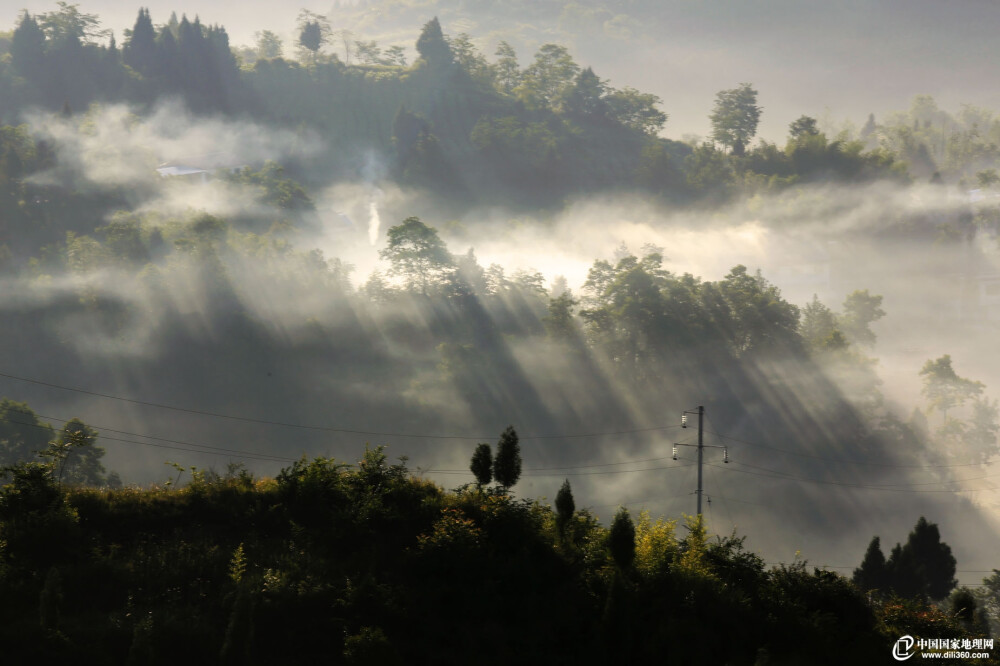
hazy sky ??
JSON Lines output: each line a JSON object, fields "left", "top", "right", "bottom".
{"left": 9, "top": 0, "right": 1000, "bottom": 141}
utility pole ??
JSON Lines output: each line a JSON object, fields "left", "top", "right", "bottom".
{"left": 697, "top": 405, "right": 704, "bottom": 515}
{"left": 674, "top": 405, "right": 728, "bottom": 516}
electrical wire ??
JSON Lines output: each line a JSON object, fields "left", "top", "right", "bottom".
{"left": 0, "top": 369, "right": 681, "bottom": 441}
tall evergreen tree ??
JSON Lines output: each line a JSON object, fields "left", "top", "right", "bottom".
{"left": 852, "top": 536, "right": 888, "bottom": 593}
{"left": 492, "top": 426, "right": 521, "bottom": 490}
{"left": 10, "top": 12, "right": 46, "bottom": 80}
{"left": 415, "top": 17, "right": 452, "bottom": 68}
{"left": 123, "top": 8, "right": 156, "bottom": 76}
{"left": 470, "top": 443, "right": 492, "bottom": 487}
{"left": 608, "top": 507, "right": 635, "bottom": 569}
{"left": 555, "top": 479, "right": 575, "bottom": 535}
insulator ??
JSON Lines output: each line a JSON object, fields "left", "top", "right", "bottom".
{"left": 672, "top": 444, "right": 678, "bottom": 460}
{"left": 723, "top": 447, "right": 729, "bottom": 464}
{"left": 681, "top": 414, "right": 687, "bottom": 428}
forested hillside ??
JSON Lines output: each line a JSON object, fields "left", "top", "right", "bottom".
{"left": 4, "top": 4, "right": 1000, "bottom": 662}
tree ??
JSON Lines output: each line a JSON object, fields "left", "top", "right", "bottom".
{"left": 492, "top": 426, "right": 521, "bottom": 490}
{"left": 709, "top": 83, "right": 761, "bottom": 156}
{"left": 840, "top": 289, "right": 885, "bottom": 347}
{"left": 123, "top": 8, "right": 156, "bottom": 76}
{"left": 0, "top": 398, "right": 54, "bottom": 467}
{"left": 606, "top": 86, "right": 668, "bottom": 135}
{"left": 789, "top": 115, "right": 819, "bottom": 140}
{"left": 517, "top": 44, "right": 579, "bottom": 109}
{"left": 799, "top": 294, "right": 843, "bottom": 351}
{"left": 554, "top": 479, "right": 575, "bottom": 536}
{"left": 901, "top": 516, "right": 957, "bottom": 601}
{"left": 379, "top": 217, "right": 454, "bottom": 295}
{"left": 558, "top": 67, "right": 609, "bottom": 120}
{"left": 608, "top": 507, "right": 635, "bottom": 569}
{"left": 10, "top": 11, "right": 46, "bottom": 79}
{"left": 296, "top": 10, "right": 329, "bottom": 64}
{"left": 470, "top": 443, "right": 492, "bottom": 487}
{"left": 544, "top": 292, "right": 580, "bottom": 344}
{"left": 879, "top": 517, "right": 957, "bottom": 601}
{"left": 48, "top": 418, "right": 106, "bottom": 486}
{"left": 298, "top": 22, "right": 324, "bottom": 62}
{"left": 492, "top": 41, "right": 520, "bottom": 94}
{"left": 919, "top": 355, "right": 984, "bottom": 420}
{"left": 852, "top": 536, "right": 889, "bottom": 593}
{"left": 255, "top": 30, "right": 283, "bottom": 59}
{"left": 37, "top": 2, "right": 106, "bottom": 45}
{"left": 715, "top": 265, "right": 800, "bottom": 356}
{"left": 415, "top": 17, "right": 452, "bottom": 68}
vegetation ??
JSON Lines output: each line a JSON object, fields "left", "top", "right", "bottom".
{"left": 0, "top": 444, "right": 994, "bottom": 664}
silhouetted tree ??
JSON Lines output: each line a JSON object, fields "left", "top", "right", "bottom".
{"left": 555, "top": 479, "right": 575, "bottom": 536}
{"left": 608, "top": 507, "right": 635, "bottom": 569}
{"left": 123, "top": 8, "right": 156, "bottom": 76}
{"left": 853, "top": 536, "right": 889, "bottom": 593}
{"left": 379, "top": 217, "right": 454, "bottom": 295}
{"left": 415, "top": 17, "right": 452, "bottom": 68}
{"left": 470, "top": 443, "right": 492, "bottom": 486}
{"left": 493, "top": 426, "right": 521, "bottom": 490}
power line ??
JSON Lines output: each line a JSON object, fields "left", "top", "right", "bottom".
{"left": 1, "top": 409, "right": 693, "bottom": 474}
{"left": 705, "top": 426, "right": 988, "bottom": 470}
{"left": 0, "top": 414, "right": 298, "bottom": 463}
{"left": 0, "top": 369, "right": 681, "bottom": 441}
{"left": 694, "top": 457, "right": 997, "bottom": 494}
{"left": 425, "top": 462, "right": 698, "bottom": 477}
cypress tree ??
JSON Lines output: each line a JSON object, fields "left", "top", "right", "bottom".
{"left": 493, "top": 426, "right": 521, "bottom": 490}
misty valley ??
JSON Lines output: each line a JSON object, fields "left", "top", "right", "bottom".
{"left": 3, "top": 2, "right": 1000, "bottom": 663}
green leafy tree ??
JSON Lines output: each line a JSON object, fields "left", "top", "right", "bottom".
{"left": 0, "top": 398, "right": 55, "bottom": 466}
{"left": 379, "top": 217, "right": 454, "bottom": 295}
{"left": 48, "top": 418, "right": 106, "bottom": 486}
{"left": 296, "top": 10, "right": 329, "bottom": 64}
{"left": 788, "top": 115, "right": 819, "bottom": 140}
{"left": 470, "top": 443, "right": 492, "bottom": 487}
{"left": 799, "top": 294, "right": 845, "bottom": 351}
{"left": 684, "top": 143, "right": 735, "bottom": 198}
{"left": 840, "top": 289, "right": 885, "bottom": 347}
{"left": 920, "top": 355, "right": 984, "bottom": 420}
{"left": 606, "top": 86, "right": 667, "bottom": 135}
{"left": 254, "top": 30, "right": 283, "bottom": 59}
{"left": 967, "top": 397, "right": 1000, "bottom": 462}
{"left": 608, "top": 507, "right": 636, "bottom": 569}
{"left": 709, "top": 83, "right": 761, "bottom": 156}
{"left": 516, "top": 43, "right": 579, "bottom": 109}
{"left": 492, "top": 426, "right": 521, "bottom": 490}
{"left": 559, "top": 66, "right": 609, "bottom": 120}
{"left": 715, "top": 265, "right": 800, "bottom": 356}
{"left": 37, "top": 2, "right": 106, "bottom": 45}
{"left": 492, "top": 41, "right": 520, "bottom": 94}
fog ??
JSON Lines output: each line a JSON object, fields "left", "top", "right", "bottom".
{"left": 6, "top": 2, "right": 1000, "bottom": 583}
{"left": 3, "top": 98, "right": 1000, "bottom": 583}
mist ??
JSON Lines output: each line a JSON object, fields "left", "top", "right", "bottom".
{"left": 5, "top": 3, "right": 1000, "bottom": 598}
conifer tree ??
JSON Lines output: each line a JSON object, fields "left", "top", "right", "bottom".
{"left": 493, "top": 426, "right": 521, "bottom": 490}
{"left": 470, "top": 443, "right": 492, "bottom": 487}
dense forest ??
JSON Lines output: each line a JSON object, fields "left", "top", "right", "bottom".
{"left": 4, "top": 3, "right": 1000, "bottom": 662}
